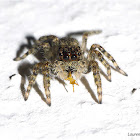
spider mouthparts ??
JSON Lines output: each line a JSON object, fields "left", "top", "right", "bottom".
{"left": 65, "top": 71, "right": 79, "bottom": 92}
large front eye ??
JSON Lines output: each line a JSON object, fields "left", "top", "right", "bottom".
{"left": 71, "top": 54, "right": 77, "bottom": 60}
{"left": 59, "top": 53, "right": 63, "bottom": 56}
{"left": 63, "top": 52, "right": 69, "bottom": 60}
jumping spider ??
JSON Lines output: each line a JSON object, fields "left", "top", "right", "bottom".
{"left": 14, "top": 30, "right": 127, "bottom": 106}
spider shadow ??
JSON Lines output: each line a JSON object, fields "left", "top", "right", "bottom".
{"left": 80, "top": 76, "right": 99, "bottom": 104}
{"left": 15, "top": 35, "right": 67, "bottom": 105}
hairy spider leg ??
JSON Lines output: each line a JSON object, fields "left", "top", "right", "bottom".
{"left": 39, "top": 62, "right": 52, "bottom": 106}
{"left": 89, "top": 49, "right": 112, "bottom": 82}
{"left": 92, "top": 61, "right": 102, "bottom": 104}
{"left": 14, "top": 35, "right": 59, "bottom": 61}
{"left": 82, "top": 30, "right": 102, "bottom": 53}
{"left": 24, "top": 63, "right": 39, "bottom": 100}
{"left": 43, "top": 75, "right": 51, "bottom": 106}
{"left": 91, "top": 44, "right": 128, "bottom": 76}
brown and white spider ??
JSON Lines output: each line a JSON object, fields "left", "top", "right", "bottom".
{"left": 14, "top": 30, "right": 127, "bottom": 106}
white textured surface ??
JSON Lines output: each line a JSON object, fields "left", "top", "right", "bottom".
{"left": 0, "top": 0, "right": 140, "bottom": 140}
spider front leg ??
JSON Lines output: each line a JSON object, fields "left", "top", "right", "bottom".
{"left": 25, "top": 61, "right": 52, "bottom": 106}
{"left": 24, "top": 63, "right": 39, "bottom": 100}
{"left": 40, "top": 61, "right": 52, "bottom": 106}
{"left": 43, "top": 75, "right": 51, "bottom": 106}
{"left": 91, "top": 61, "right": 102, "bottom": 104}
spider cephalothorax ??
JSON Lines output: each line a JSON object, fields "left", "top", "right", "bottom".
{"left": 14, "top": 30, "right": 127, "bottom": 106}
{"left": 59, "top": 38, "right": 82, "bottom": 61}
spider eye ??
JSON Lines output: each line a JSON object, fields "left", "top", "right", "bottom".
{"left": 59, "top": 53, "right": 63, "bottom": 56}
{"left": 71, "top": 55, "right": 77, "bottom": 60}
{"left": 77, "top": 52, "right": 81, "bottom": 56}
{"left": 63, "top": 53, "right": 69, "bottom": 60}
